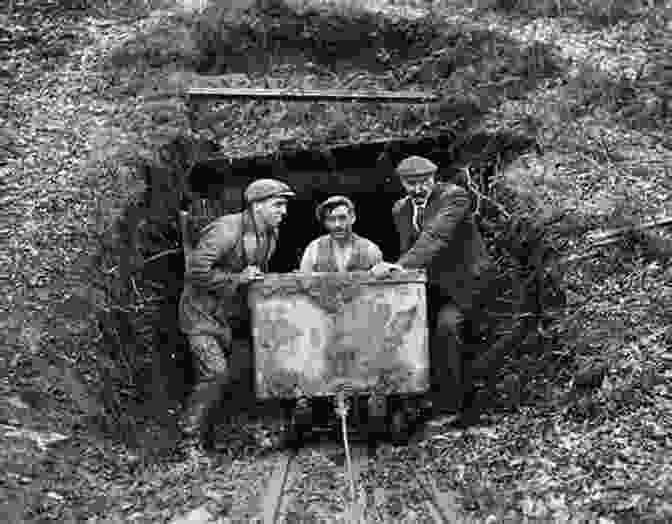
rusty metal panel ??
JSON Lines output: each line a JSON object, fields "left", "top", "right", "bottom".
{"left": 248, "top": 270, "right": 429, "bottom": 399}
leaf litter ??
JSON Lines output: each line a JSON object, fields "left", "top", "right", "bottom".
{"left": 1, "top": 0, "right": 670, "bottom": 522}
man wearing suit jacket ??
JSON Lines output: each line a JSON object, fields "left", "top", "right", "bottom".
{"left": 372, "top": 156, "right": 492, "bottom": 425}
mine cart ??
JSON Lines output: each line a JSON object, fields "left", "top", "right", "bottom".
{"left": 248, "top": 270, "right": 430, "bottom": 446}
{"left": 180, "top": 210, "right": 433, "bottom": 447}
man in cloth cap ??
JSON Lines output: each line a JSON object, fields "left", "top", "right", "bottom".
{"left": 179, "top": 178, "right": 295, "bottom": 456}
{"left": 371, "top": 156, "right": 492, "bottom": 425}
{"left": 299, "top": 195, "right": 383, "bottom": 273}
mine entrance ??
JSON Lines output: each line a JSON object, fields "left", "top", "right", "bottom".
{"left": 185, "top": 146, "right": 414, "bottom": 413}
{"left": 188, "top": 144, "right": 420, "bottom": 270}
{"left": 186, "top": 132, "right": 521, "bottom": 267}
{"left": 177, "top": 132, "right": 544, "bottom": 408}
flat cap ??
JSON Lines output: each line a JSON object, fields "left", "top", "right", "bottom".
{"left": 395, "top": 156, "right": 438, "bottom": 178}
{"left": 315, "top": 195, "right": 355, "bottom": 222}
{"left": 244, "top": 178, "right": 295, "bottom": 204}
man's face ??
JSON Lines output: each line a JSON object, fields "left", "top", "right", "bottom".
{"left": 401, "top": 174, "right": 435, "bottom": 204}
{"left": 255, "top": 196, "right": 289, "bottom": 228}
{"left": 324, "top": 204, "right": 355, "bottom": 240}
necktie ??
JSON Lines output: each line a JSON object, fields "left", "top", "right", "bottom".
{"left": 414, "top": 203, "right": 426, "bottom": 232}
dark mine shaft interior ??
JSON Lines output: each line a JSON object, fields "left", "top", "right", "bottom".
{"left": 189, "top": 148, "right": 407, "bottom": 270}
{"left": 185, "top": 131, "right": 535, "bottom": 273}
{"left": 186, "top": 133, "right": 499, "bottom": 271}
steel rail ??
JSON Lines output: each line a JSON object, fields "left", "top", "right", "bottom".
{"left": 411, "top": 467, "right": 470, "bottom": 524}
{"left": 261, "top": 439, "right": 470, "bottom": 524}
{"left": 259, "top": 405, "right": 473, "bottom": 524}
{"left": 262, "top": 449, "right": 298, "bottom": 524}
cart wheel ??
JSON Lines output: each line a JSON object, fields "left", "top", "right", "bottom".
{"left": 284, "top": 398, "right": 313, "bottom": 450}
{"left": 388, "top": 407, "right": 410, "bottom": 446}
{"left": 284, "top": 420, "right": 300, "bottom": 450}
{"left": 401, "top": 398, "right": 417, "bottom": 433}
{"left": 408, "top": 397, "right": 426, "bottom": 437}
{"left": 366, "top": 393, "right": 387, "bottom": 453}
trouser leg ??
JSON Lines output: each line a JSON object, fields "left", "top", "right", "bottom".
{"left": 180, "top": 333, "right": 230, "bottom": 449}
{"left": 439, "top": 310, "right": 485, "bottom": 423}
{"left": 430, "top": 302, "right": 464, "bottom": 414}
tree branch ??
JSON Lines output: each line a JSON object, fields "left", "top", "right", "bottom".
{"left": 560, "top": 216, "right": 672, "bottom": 265}
{"left": 101, "top": 248, "right": 182, "bottom": 275}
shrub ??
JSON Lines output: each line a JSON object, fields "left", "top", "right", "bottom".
{"left": 473, "top": 0, "right": 660, "bottom": 26}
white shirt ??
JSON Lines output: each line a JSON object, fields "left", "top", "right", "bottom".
{"left": 299, "top": 235, "right": 383, "bottom": 273}
{"left": 332, "top": 242, "right": 354, "bottom": 272}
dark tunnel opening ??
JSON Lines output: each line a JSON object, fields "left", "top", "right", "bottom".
{"left": 186, "top": 131, "right": 536, "bottom": 263}
{"left": 270, "top": 182, "right": 404, "bottom": 272}
{"left": 145, "top": 131, "right": 540, "bottom": 409}
{"left": 188, "top": 146, "right": 411, "bottom": 272}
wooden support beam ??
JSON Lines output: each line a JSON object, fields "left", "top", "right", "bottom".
{"left": 585, "top": 216, "right": 672, "bottom": 244}
{"left": 560, "top": 216, "right": 672, "bottom": 265}
{"left": 186, "top": 87, "right": 438, "bottom": 103}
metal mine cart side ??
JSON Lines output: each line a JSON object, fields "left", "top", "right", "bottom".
{"left": 248, "top": 270, "right": 430, "bottom": 447}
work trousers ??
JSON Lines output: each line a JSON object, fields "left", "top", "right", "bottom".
{"left": 180, "top": 316, "right": 256, "bottom": 446}
{"left": 427, "top": 287, "right": 481, "bottom": 414}
{"left": 180, "top": 333, "right": 231, "bottom": 444}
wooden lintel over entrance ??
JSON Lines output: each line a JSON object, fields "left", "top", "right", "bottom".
{"left": 186, "top": 87, "right": 438, "bottom": 103}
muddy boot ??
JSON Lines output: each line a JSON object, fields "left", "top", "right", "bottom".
{"left": 177, "top": 407, "right": 213, "bottom": 463}
{"left": 178, "top": 377, "right": 228, "bottom": 460}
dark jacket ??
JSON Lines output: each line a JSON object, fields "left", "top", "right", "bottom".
{"left": 179, "top": 211, "right": 276, "bottom": 336}
{"left": 393, "top": 182, "right": 491, "bottom": 311}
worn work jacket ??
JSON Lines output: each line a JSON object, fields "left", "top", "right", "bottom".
{"left": 179, "top": 210, "right": 277, "bottom": 337}
{"left": 393, "top": 182, "right": 491, "bottom": 311}
{"left": 299, "top": 233, "right": 383, "bottom": 273}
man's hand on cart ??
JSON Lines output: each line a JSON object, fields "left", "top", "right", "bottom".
{"left": 370, "top": 261, "right": 404, "bottom": 279}
{"left": 239, "top": 264, "right": 264, "bottom": 284}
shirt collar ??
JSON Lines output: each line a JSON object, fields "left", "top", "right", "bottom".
{"left": 329, "top": 232, "right": 358, "bottom": 245}
{"left": 411, "top": 198, "right": 428, "bottom": 209}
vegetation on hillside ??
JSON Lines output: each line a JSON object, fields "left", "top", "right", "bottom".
{"left": 1, "top": 0, "right": 670, "bottom": 522}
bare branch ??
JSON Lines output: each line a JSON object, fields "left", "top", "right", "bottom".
{"left": 100, "top": 248, "right": 183, "bottom": 275}
{"left": 462, "top": 166, "right": 512, "bottom": 220}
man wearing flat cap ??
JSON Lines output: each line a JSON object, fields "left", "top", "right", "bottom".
{"left": 179, "top": 178, "right": 295, "bottom": 456}
{"left": 299, "top": 195, "right": 383, "bottom": 273}
{"left": 372, "top": 156, "right": 492, "bottom": 425}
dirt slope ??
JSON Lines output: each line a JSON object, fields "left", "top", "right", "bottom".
{"left": 1, "top": 0, "right": 670, "bottom": 522}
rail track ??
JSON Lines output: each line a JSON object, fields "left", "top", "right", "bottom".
{"left": 260, "top": 434, "right": 473, "bottom": 524}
